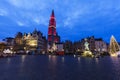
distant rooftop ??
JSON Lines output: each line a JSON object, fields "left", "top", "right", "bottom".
{"left": 0, "top": 39, "right": 6, "bottom": 43}
{"left": 95, "top": 38, "right": 103, "bottom": 41}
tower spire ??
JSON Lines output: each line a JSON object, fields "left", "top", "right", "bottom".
{"left": 51, "top": 10, "right": 54, "bottom": 17}
{"left": 49, "top": 10, "right": 56, "bottom": 27}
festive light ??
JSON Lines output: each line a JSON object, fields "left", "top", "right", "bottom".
{"left": 109, "top": 35, "right": 120, "bottom": 57}
{"left": 111, "top": 54, "right": 117, "bottom": 57}
{"left": 27, "top": 40, "right": 37, "bottom": 47}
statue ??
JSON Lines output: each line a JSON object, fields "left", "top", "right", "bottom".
{"left": 84, "top": 39, "right": 89, "bottom": 51}
{"left": 82, "top": 39, "right": 94, "bottom": 57}
{"left": 82, "top": 38, "right": 93, "bottom": 57}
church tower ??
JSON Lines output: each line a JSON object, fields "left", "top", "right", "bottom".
{"left": 48, "top": 10, "right": 60, "bottom": 47}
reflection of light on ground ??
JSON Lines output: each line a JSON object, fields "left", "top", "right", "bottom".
{"left": 110, "top": 57, "right": 119, "bottom": 64}
{"left": 78, "top": 57, "right": 80, "bottom": 62}
{"left": 21, "top": 55, "right": 26, "bottom": 63}
{"left": 49, "top": 55, "right": 57, "bottom": 65}
{"left": 52, "top": 55, "right": 57, "bottom": 63}
{"left": 74, "top": 55, "right": 76, "bottom": 58}
{"left": 7, "top": 58, "right": 11, "bottom": 64}
{"left": 95, "top": 58, "right": 99, "bottom": 64}
{"left": 62, "top": 57, "right": 64, "bottom": 62}
{"left": 48, "top": 55, "right": 51, "bottom": 60}
{"left": 110, "top": 57, "right": 120, "bottom": 78}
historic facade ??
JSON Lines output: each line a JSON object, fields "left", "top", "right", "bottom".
{"left": 23, "top": 29, "right": 47, "bottom": 53}
{"left": 63, "top": 40, "right": 73, "bottom": 54}
{"left": 14, "top": 32, "right": 23, "bottom": 45}
{"left": 95, "top": 38, "right": 107, "bottom": 53}
{"left": 73, "top": 36, "right": 108, "bottom": 54}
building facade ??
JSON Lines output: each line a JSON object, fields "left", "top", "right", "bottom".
{"left": 63, "top": 40, "right": 73, "bottom": 54}
{"left": 4, "top": 37, "right": 14, "bottom": 49}
{"left": 23, "top": 29, "right": 47, "bottom": 53}
{"left": 95, "top": 38, "right": 107, "bottom": 53}
{"left": 73, "top": 36, "right": 108, "bottom": 54}
{"left": 14, "top": 32, "right": 23, "bottom": 45}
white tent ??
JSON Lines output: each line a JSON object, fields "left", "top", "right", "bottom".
{"left": 3, "top": 49, "right": 12, "bottom": 54}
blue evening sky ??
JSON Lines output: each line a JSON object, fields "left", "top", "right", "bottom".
{"left": 0, "top": 0, "right": 120, "bottom": 42}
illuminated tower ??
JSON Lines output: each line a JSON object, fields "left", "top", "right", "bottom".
{"left": 48, "top": 10, "right": 60, "bottom": 46}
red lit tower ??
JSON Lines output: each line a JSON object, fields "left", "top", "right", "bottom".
{"left": 48, "top": 10, "right": 60, "bottom": 46}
